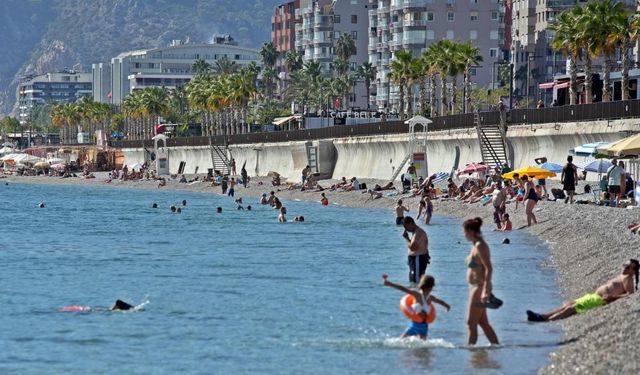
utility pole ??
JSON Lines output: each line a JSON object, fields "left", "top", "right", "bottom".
{"left": 509, "top": 63, "right": 514, "bottom": 110}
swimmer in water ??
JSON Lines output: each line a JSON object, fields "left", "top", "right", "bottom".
{"left": 170, "top": 205, "right": 177, "bottom": 212}
{"left": 383, "top": 275, "right": 450, "bottom": 339}
{"left": 151, "top": 203, "right": 158, "bottom": 208}
{"left": 278, "top": 206, "right": 287, "bottom": 223}
{"left": 182, "top": 200, "right": 187, "bottom": 206}
{"left": 395, "top": 199, "right": 409, "bottom": 225}
{"left": 38, "top": 202, "right": 45, "bottom": 208}
{"left": 60, "top": 300, "right": 136, "bottom": 312}
{"left": 176, "top": 207, "right": 182, "bottom": 214}
{"left": 111, "top": 299, "right": 134, "bottom": 311}
{"left": 216, "top": 207, "right": 222, "bottom": 213}
{"left": 247, "top": 205, "right": 252, "bottom": 211}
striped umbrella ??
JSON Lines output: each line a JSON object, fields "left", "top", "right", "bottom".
{"left": 431, "top": 172, "right": 450, "bottom": 184}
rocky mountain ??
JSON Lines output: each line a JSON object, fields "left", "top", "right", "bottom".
{"left": 0, "top": 0, "right": 282, "bottom": 116}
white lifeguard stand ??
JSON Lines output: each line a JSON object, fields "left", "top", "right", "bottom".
{"left": 404, "top": 115, "right": 432, "bottom": 178}
{"left": 153, "top": 134, "right": 170, "bottom": 175}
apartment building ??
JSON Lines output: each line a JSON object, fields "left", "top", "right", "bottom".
{"left": 368, "top": 0, "right": 508, "bottom": 111}
{"left": 17, "top": 70, "right": 92, "bottom": 125}
{"left": 294, "top": 0, "right": 370, "bottom": 109}
{"left": 512, "top": 0, "right": 637, "bottom": 102}
{"left": 95, "top": 37, "right": 260, "bottom": 105}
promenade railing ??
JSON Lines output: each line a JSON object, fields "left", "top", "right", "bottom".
{"left": 110, "top": 99, "right": 640, "bottom": 148}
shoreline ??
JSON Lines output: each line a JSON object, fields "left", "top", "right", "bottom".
{"left": 6, "top": 174, "right": 640, "bottom": 373}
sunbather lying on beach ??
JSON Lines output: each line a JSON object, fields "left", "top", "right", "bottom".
{"left": 628, "top": 223, "right": 640, "bottom": 234}
{"left": 527, "top": 259, "right": 639, "bottom": 322}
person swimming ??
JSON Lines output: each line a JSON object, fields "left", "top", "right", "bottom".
{"left": 38, "top": 202, "right": 45, "bottom": 208}
{"left": 111, "top": 299, "right": 134, "bottom": 311}
{"left": 247, "top": 205, "right": 252, "bottom": 211}
{"left": 151, "top": 203, "right": 158, "bottom": 208}
{"left": 216, "top": 207, "right": 222, "bottom": 213}
{"left": 170, "top": 205, "right": 177, "bottom": 212}
{"left": 182, "top": 200, "right": 187, "bottom": 206}
{"left": 60, "top": 300, "right": 136, "bottom": 312}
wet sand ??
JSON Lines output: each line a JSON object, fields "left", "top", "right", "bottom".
{"left": 6, "top": 173, "right": 640, "bottom": 374}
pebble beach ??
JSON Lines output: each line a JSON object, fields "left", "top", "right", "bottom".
{"left": 6, "top": 173, "right": 640, "bottom": 374}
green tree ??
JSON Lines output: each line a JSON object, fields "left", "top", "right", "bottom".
{"left": 356, "top": 62, "right": 376, "bottom": 110}
{"left": 192, "top": 58, "right": 212, "bottom": 76}
{"left": 549, "top": 10, "right": 580, "bottom": 105}
{"left": 457, "top": 42, "right": 484, "bottom": 113}
{"left": 389, "top": 50, "right": 414, "bottom": 119}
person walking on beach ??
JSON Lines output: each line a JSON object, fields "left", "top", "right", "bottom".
{"left": 221, "top": 176, "right": 228, "bottom": 195}
{"left": 527, "top": 259, "right": 638, "bottom": 322}
{"left": 395, "top": 199, "right": 410, "bottom": 225}
{"left": 606, "top": 159, "right": 623, "bottom": 207}
{"left": 561, "top": 156, "right": 578, "bottom": 204}
{"left": 489, "top": 181, "right": 506, "bottom": 229}
{"left": 524, "top": 177, "right": 539, "bottom": 226}
{"left": 402, "top": 216, "right": 430, "bottom": 283}
{"left": 228, "top": 177, "right": 236, "bottom": 197}
{"left": 241, "top": 165, "right": 248, "bottom": 188}
{"left": 302, "top": 165, "right": 311, "bottom": 185}
{"left": 230, "top": 158, "right": 237, "bottom": 175}
{"left": 463, "top": 217, "right": 500, "bottom": 346}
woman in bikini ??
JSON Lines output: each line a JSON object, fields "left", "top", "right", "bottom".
{"left": 524, "top": 177, "right": 539, "bottom": 226}
{"left": 463, "top": 217, "right": 500, "bottom": 346}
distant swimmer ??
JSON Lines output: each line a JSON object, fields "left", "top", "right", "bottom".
{"left": 176, "top": 207, "right": 182, "bottom": 214}
{"left": 278, "top": 207, "right": 287, "bottom": 223}
{"left": 383, "top": 274, "right": 450, "bottom": 340}
{"left": 247, "top": 205, "right": 252, "bottom": 211}
{"left": 216, "top": 207, "right": 223, "bottom": 213}
{"left": 151, "top": 203, "right": 158, "bottom": 208}
{"left": 294, "top": 216, "right": 305, "bottom": 222}
{"left": 182, "top": 200, "right": 187, "bottom": 206}
{"left": 38, "top": 202, "right": 45, "bottom": 208}
{"left": 321, "top": 193, "right": 329, "bottom": 206}
{"left": 59, "top": 300, "right": 137, "bottom": 313}
{"left": 237, "top": 205, "right": 244, "bottom": 211}
{"left": 111, "top": 299, "right": 134, "bottom": 311}
{"left": 260, "top": 193, "right": 269, "bottom": 205}
{"left": 170, "top": 205, "right": 177, "bottom": 212}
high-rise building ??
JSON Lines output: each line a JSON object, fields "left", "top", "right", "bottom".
{"left": 272, "top": 0, "right": 303, "bottom": 99}
{"left": 95, "top": 37, "right": 260, "bottom": 105}
{"left": 368, "top": 0, "right": 508, "bottom": 112}
{"left": 92, "top": 62, "right": 111, "bottom": 103}
{"left": 294, "top": 0, "right": 370, "bottom": 109}
{"left": 18, "top": 70, "right": 92, "bottom": 125}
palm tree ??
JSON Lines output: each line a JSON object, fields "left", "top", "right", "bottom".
{"left": 389, "top": 50, "right": 414, "bottom": 119}
{"left": 213, "top": 56, "right": 238, "bottom": 75}
{"left": 356, "top": 62, "right": 376, "bottom": 110}
{"left": 51, "top": 102, "right": 80, "bottom": 144}
{"left": 609, "top": 5, "right": 638, "bottom": 101}
{"left": 429, "top": 40, "right": 456, "bottom": 115}
{"left": 421, "top": 48, "right": 439, "bottom": 117}
{"left": 192, "top": 59, "right": 212, "bottom": 76}
{"left": 588, "top": 0, "right": 622, "bottom": 102}
{"left": 334, "top": 33, "right": 357, "bottom": 75}
{"left": 260, "top": 42, "right": 279, "bottom": 69}
{"left": 457, "top": 42, "right": 483, "bottom": 113}
{"left": 549, "top": 10, "right": 580, "bottom": 105}
{"left": 284, "top": 50, "right": 303, "bottom": 73}
{"left": 573, "top": 5, "right": 595, "bottom": 104}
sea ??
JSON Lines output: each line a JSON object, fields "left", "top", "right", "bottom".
{"left": 1, "top": 182, "right": 564, "bottom": 374}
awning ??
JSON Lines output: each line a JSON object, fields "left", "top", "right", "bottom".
{"left": 538, "top": 82, "right": 555, "bottom": 89}
{"left": 272, "top": 116, "right": 300, "bottom": 126}
{"left": 555, "top": 82, "right": 570, "bottom": 89}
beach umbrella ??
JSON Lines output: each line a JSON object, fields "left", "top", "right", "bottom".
{"left": 502, "top": 166, "right": 556, "bottom": 180}
{"left": 431, "top": 172, "right": 450, "bottom": 184}
{"left": 597, "top": 133, "right": 640, "bottom": 157}
{"left": 0, "top": 146, "right": 13, "bottom": 155}
{"left": 456, "top": 163, "right": 489, "bottom": 175}
{"left": 537, "top": 162, "right": 563, "bottom": 173}
{"left": 579, "top": 159, "right": 612, "bottom": 174}
{"left": 572, "top": 142, "right": 609, "bottom": 157}
{"left": 129, "top": 163, "right": 143, "bottom": 171}
{"left": 33, "top": 161, "right": 50, "bottom": 169}
{"left": 47, "top": 157, "right": 65, "bottom": 164}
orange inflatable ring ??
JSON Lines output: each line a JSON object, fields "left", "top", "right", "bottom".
{"left": 400, "top": 294, "right": 436, "bottom": 323}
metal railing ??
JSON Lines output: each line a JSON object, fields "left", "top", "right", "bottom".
{"left": 110, "top": 99, "right": 640, "bottom": 149}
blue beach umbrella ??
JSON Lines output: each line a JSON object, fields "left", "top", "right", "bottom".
{"left": 579, "top": 159, "right": 612, "bottom": 173}
{"left": 538, "top": 162, "right": 563, "bottom": 173}
{"left": 571, "top": 142, "right": 609, "bottom": 157}
{"left": 431, "top": 172, "right": 450, "bottom": 184}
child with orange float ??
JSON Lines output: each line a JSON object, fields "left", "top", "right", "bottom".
{"left": 383, "top": 273, "right": 450, "bottom": 339}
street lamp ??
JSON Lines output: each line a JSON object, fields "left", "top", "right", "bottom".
{"left": 527, "top": 53, "right": 541, "bottom": 108}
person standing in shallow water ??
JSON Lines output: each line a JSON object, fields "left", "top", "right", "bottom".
{"left": 395, "top": 199, "right": 410, "bottom": 225}
{"left": 402, "top": 216, "right": 429, "bottom": 283}
{"left": 463, "top": 217, "right": 499, "bottom": 346}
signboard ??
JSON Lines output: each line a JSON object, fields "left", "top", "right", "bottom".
{"left": 411, "top": 152, "right": 428, "bottom": 179}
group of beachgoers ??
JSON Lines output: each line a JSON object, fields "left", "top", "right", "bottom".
{"left": 385, "top": 206, "right": 639, "bottom": 344}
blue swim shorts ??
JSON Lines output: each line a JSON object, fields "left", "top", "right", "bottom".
{"left": 404, "top": 321, "right": 428, "bottom": 337}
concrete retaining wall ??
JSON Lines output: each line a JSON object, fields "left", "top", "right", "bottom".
{"left": 122, "top": 118, "right": 640, "bottom": 181}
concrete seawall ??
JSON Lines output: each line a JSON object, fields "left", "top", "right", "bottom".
{"left": 122, "top": 119, "right": 640, "bottom": 181}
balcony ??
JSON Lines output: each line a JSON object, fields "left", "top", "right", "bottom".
{"left": 546, "top": 0, "right": 577, "bottom": 8}
{"left": 403, "top": 19, "right": 427, "bottom": 27}
{"left": 403, "top": 0, "right": 427, "bottom": 10}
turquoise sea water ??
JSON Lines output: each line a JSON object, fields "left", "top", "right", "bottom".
{"left": 1, "top": 183, "right": 563, "bottom": 374}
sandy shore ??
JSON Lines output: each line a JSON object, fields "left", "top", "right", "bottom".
{"left": 5, "top": 173, "right": 640, "bottom": 373}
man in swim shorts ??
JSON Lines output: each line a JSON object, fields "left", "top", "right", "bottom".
{"left": 402, "top": 216, "right": 430, "bottom": 283}
{"left": 527, "top": 259, "right": 639, "bottom": 321}
{"left": 395, "top": 199, "right": 409, "bottom": 225}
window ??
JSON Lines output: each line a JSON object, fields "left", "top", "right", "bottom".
{"left": 446, "top": 0, "right": 455, "bottom": 7}
{"left": 334, "top": 15, "right": 341, "bottom": 23}
{"left": 470, "top": 11, "right": 478, "bottom": 21}
{"left": 491, "top": 11, "right": 499, "bottom": 20}
{"left": 470, "top": 30, "right": 477, "bottom": 40}
{"left": 447, "top": 12, "right": 454, "bottom": 21}
{"left": 334, "top": 31, "right": 340, "bottom": 39}
{"left": 489, "top": 48, "right": 499, "bottom": 58}
{"left": 469, "top": 68, "right": 476, "bottom": 76}
{"left": 426, "top": 12, "right": 434, "bottom": 21}
{"left": 446, "top": 30, "right": 454, "bottom": 40}
{"left": 426, "top": 30, "right": 435, "bottom": 40}
{"left": 490, "top": 30, "right": 498, "bottom": 40}
{"left": 351, "top": 15, "right": 357, "bottom": 23}
{"left": 352, "top": 31, "right": 358, "bottom": 40}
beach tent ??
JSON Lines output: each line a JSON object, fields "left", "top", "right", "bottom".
{"left": 538, "top": 162, "right": 563, "bottom": 173}
{"left": 13, "top": 154, "right": 44, "bottom": 166}
{"left": 502, "top": 166, "right": 556, "bottom": 180}
{"left": 571, "top": 142, "right": 609, "bottom": 157}
{"left": 596, "top": 133, "right": 640, "bottom": 158}
{"left": 579, "top": 159, "right": 612, "bottom": 174}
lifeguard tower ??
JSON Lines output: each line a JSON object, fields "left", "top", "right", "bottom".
{"left": 153, "top": 134, "right": 170, "bottom": 175}
{"left": 390, "top": 116, "right": 432, "bottom": 181}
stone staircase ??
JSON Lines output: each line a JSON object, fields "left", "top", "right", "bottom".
{"left": 209, "top": 137, "right": 232, "bottom": 175}
{"left": 475, "top": 110, "right": 509, "bottom": 167}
